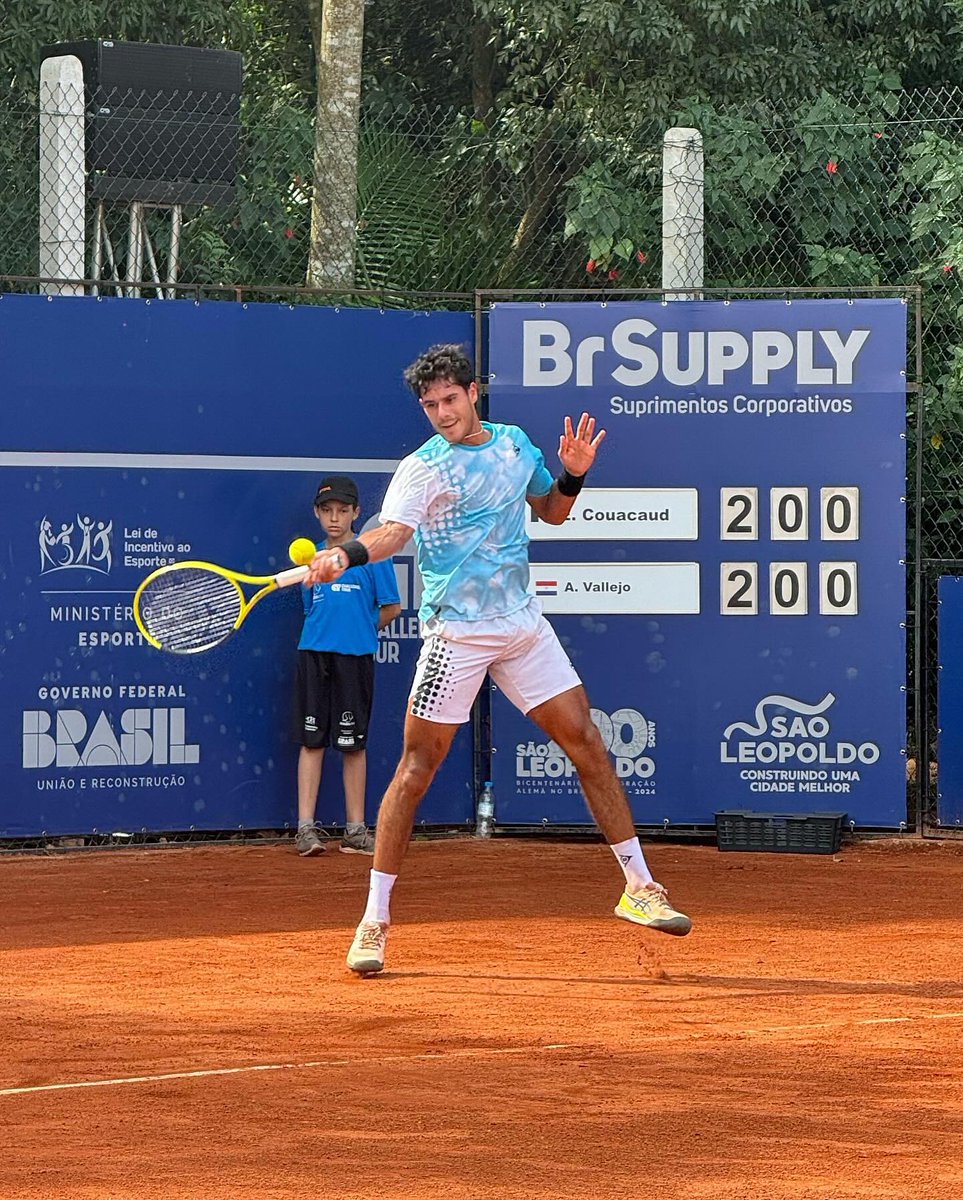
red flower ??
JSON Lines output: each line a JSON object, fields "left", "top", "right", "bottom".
{"left": 943, "top": 264, "right": 954, "bottom": 274}
{"left": 873, "top": 132, "right": 883, "bottom": 140}
{"left": 826, "top": 160, "right": 838, "bottom": 175}
{"left": 636, "top": 250, "right": 647, "bottom": 264}
{"left": 284, "top": 227, "right": 294, "bottom": 239}
{"left": 586, "top": 259, "right": 596, "bottom": 273}
{"left": 608, "top": 268, "right": 620, "bottom": 281}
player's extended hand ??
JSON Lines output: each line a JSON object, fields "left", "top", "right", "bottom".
{"left": 302, "top": 548, "right": 348, "bottom": 587}
{"left": 558, "top": 413, "right": 606, "bottom": 476}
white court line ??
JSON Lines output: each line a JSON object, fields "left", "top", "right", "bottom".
{"left": 736, "top": 1010, "right": 963, "bottom": 1036}
{"left": 658, "top": 1008, "right": 963, "bottom": 1043}
{"left": 0, "top": 1043, "right": 573, "bottom": 1098}
{"left": 5, "top": 1007, "right": 963, "bottom": 1098}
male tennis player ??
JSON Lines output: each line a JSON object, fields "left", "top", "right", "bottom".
{"left": 303, "top": 343, "right": 692, "bottom": 974}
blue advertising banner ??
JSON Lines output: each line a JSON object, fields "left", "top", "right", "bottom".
{"left": 488, "top": 299, "right": 907, "bottom": 827}
{"left": 937, "top": 576, "right": 963, "bottom": 827}
{"left": 0, "top": 295, "right": 475, "bottom": 836}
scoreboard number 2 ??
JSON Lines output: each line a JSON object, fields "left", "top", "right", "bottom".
{"left": 720, "top": 562, "right": 759, "bottom": 615}
{"left": 720, "top": 487, "right": 758, "bottom": 540}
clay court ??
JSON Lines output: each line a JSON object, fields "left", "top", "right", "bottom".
{"left": 2, "top": 837, "right": 962, "bottom": 1199}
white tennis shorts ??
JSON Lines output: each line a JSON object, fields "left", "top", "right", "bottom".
{"left": 408, "top": 597, "right": 581, "bottom": 724}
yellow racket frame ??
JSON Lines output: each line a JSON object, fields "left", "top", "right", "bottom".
{"left": 133, "top": 560, "right": 309, "bottom": 652}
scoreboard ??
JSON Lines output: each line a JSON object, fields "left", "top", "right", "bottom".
{"left": 487, "top": 299, "right": 908, "bottom": 828}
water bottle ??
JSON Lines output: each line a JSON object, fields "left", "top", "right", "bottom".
{"left": 475, "top": 781, "right": 495, "bottom": 839}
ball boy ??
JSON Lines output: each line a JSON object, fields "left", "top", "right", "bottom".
{"left": 293, "top": 475, "right": 401, "bottom": 856}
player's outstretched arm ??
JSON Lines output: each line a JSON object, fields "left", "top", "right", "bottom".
{"left": 303, "top": 520, "right": 413, "bottom": 585}
{"left": 528, "top": 412, "right": 606, "bottom": 526}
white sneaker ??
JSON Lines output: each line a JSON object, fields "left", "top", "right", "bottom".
{"left": 346, "top": 920, "right": 388, "bottom": 974}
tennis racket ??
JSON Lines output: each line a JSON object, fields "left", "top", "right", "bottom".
{"left": 133, "top": 560, "right": 312, "bottom": 654}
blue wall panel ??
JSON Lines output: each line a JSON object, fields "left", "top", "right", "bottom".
{"left": 488, "top": 299, "right": 907, "bottom": 828}
{"left": 0, "top": 295, "right": 475, "bottom": 836}
{"left": 937, "top": 576, "right": 963, "bottom": 827}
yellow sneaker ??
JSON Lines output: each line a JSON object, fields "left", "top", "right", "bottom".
{"left": 615, "top": 883, "right": 692, "bottom": 936}
{"left": 346, "top": 920, "right": 388, "bottom": 974}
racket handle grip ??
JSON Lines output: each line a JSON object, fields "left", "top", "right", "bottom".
{"left": 274, "top": 566, "right": 310, "bottom": 588}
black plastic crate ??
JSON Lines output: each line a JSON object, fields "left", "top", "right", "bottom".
{"left": 714, "top": 810, "right": 847, "bottom": 855}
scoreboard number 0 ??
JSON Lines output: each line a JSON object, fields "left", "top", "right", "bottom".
{"left": 770, "top": 487, "right": 809, "bottom": 540}
{"left": 819, "top": 562, "right": 859, "bottom": 615}
{"left": 820, "top": 487, "right": 860, "bottom": 540}
{"left": 770, "top": 562, "right": 808, "bottom": 615}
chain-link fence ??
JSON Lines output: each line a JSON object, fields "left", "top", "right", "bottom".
{"left": 15, "top": 78, "right": 963, "bottom": 358}
{"left": 16, "top": 74, "right": 670, "bottom": 299}
{"left": 8, "top": 77, "right": 963, "bottom": 829}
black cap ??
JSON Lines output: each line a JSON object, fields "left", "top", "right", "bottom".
{"left": 314, "top": 475, "right": 360, "bottom": 507}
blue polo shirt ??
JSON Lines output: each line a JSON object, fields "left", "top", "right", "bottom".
{"left": 298, "top": 552, "right": 400, "bottom": 656}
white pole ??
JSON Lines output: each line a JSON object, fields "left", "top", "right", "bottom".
{"left": 167, "top": 203, "right": 183, "bottom": 300}
{"left": 126, "top": 202, "right": 144, "bottom": 298}
{"left": 39, "top": 56, "right": 86, "bottom": 296}
{"left": 662, "top": 126, "right": 704, "bottom": 300}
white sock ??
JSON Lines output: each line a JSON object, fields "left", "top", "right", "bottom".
{"left": 610, "top": 837, "right": 653, "bottom": 893}
{"left": 362, "top": 868, "right": 397, "bottom": 925}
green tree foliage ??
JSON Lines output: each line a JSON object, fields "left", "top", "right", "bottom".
{"left": 451, "top": 0, "right": 963, "bottom": 283}
{"left": 357, "top": 0, "right": 963, "bottom": 550}
{"left": 6, "top": 0, "right": 963, "bottom": 544}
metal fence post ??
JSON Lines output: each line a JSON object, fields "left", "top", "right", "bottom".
{"left": 39, "top": 56, "right": 86, "bottom": 296}
{"left": 662, "top": 127, "right": 703, "bottom": 299}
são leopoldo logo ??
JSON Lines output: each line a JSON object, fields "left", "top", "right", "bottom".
{"left": 721, "top": 692, "right": 880, "bottom": 796}
{"left": 516, "top": 706, "right": 656, "bottom": 794}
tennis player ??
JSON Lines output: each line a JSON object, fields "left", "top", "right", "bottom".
{"left": 303, "top": 343, "right": 692, "bottom": 974}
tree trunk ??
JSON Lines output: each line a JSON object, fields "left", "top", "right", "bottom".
{"left": 471, "top": 19, "right": 495, "bottom": 127}
{"left": 471, "top": 18, "right": 497, "bottom": 243}
{"left": 496, "top": 125, "right": 574, "bottom": 286}
{"left": 307, "top": 0, "right": 365, "bottom": 289}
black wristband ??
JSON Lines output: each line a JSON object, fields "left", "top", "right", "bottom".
{"left": 339, "top": 539, "right": 370, "bottom": 568}
{"left": 556, "top": 469, "right": 586, "bottom": 497}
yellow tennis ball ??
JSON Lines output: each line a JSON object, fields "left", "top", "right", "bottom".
{"left": 288, "top": 537, "right": 318, "bottom": 566}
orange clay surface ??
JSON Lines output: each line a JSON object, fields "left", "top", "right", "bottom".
{"left": 2, "top": 837, "right": 963, "bottom": 1199}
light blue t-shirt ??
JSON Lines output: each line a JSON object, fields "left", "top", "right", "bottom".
{"left": 298, "top": 555, "right": 400, "bottom": 655}
{"left": 379, "top": 422, "right": 553, "bottom": 622}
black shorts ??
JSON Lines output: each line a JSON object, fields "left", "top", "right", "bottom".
{"left": 292, "top": 650, "right": 374, "bottom": 751}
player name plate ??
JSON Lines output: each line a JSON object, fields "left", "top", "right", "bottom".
{"left": 530, "top": 562, "right": 700, "bottom": 614}
{"left": 526, "top": 487, "right": 698, "bottom": 540}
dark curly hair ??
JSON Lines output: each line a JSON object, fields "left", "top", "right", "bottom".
{"left": 403, "top": 343, "right": 475, "bottom": 397}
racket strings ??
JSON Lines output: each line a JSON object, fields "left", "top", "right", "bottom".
{"left": 137, "top": 567, "right": 244, "bottom": 653}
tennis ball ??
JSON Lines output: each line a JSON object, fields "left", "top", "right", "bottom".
{"left": 288, "top": 537, "right": 318, "bottom": 566}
